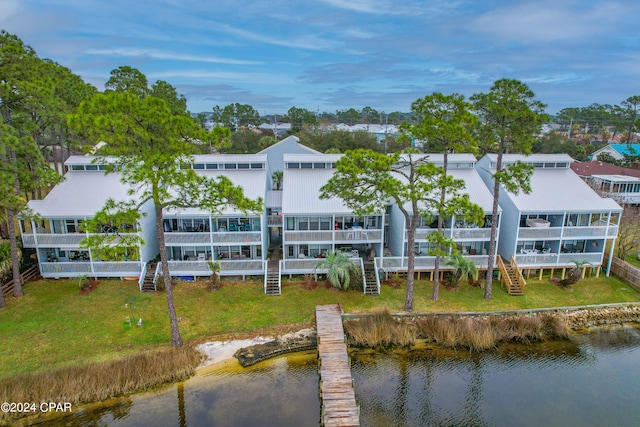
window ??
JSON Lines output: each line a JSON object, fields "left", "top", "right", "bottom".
{"left": 224, "top": 164, "right": 237, "bottom": 169}
{"left": 301, "top": 162, "right": 312, "bottom": 169}
{"left": 313, "top": 163, "right": 325, "bottom": 169}
{"left": 65, "top": 220, "right": 77, "bottom": 233}
{"left": 250, "top": 163, "right": 263, "bottom": 169}
{"left": 287, "top": 163, "right": 300, "bottom": 169}
{"left": 206, "top": 163, "right": 218, "bottom": 169}
{"left": 71, "top": 165, "right": 84, "bottom": 171}
{"left": 238, "top": 163, "right": 250, "bottom": 169}
{"left": 193, "top": 163, "right": 205, "bottom": 170}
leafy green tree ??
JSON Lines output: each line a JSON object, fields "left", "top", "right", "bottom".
{"left": 471, "top": 79, "right": 547, "bottom": 299}
{"left": 286, "top": 106, "right": 317, "bottom": 133}
{"left": 195, "top": 112, "right": 208, "bottom": 130}
{"left": 337, "top": 108, "right": 361, "bottom": 125}
{"left": 151, "top": 80, "right": 188, "bottom": 116}
{"left": 211, "top": 103, "right": 260, "bottom": 130}
{"left": 313, "top": 250, "right": 359, "bottom": 290}
{"left": 403, "top": 92, "right": 480, "bottom": 299}
{"left": 222, "top": 129, "right": 262, "bottom": 153}
{"left": 105, "top": 65, "right": 149, "bottom": 98}
{"left": 444, "top": 254, "right": 478, "bottom": 287}
{"left": 259, "top": 136, "right": 278, "bottom": 150}
{"left": 621, "top": 96, "right": 640, "bottom": 143}
{"left": 69, "top": 89, "right": 262, "bottom": 346}
{"left": 361, "top": 106, "right": 380, "bottom": 124}
{"left": 321, "top": 150, "right": 446, "bottom": 312}
{"left": 0, "top": 31, "right": 63, "bottom": 303}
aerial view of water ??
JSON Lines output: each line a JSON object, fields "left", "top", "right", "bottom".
{"left": 41, "top": 324, "right": 640, "bottom": 427}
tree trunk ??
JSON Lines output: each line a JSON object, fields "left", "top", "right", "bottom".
{"left": 155, "top": 204, "right": 183, "bottom": 346}
{"left": 9, "top": 148, "right": 23, "bottom": 298}
{"left": 404, "top": 215, "right": 418, "bottom": 312}
{"left": 485, "top": 149, "right": 503, "bottom": 299}
{"left": 432, "top": 150, "right": 449, "bottom": 301}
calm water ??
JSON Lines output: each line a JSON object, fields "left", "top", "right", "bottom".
{"left": 41, "top": 324, "right": 640, "bottom": 427}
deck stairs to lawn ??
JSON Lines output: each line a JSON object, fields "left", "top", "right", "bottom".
{"left": 497, "top": 255, "right": 526, "bottom": 296}
{"left": 141, "top": 261, "right": 158, "bottom": 292}
{"left": 265, "top": 245, "right": 281, "bottom": 296}
{"left": 363, "top": 260, "right": 379, "bottom": 295}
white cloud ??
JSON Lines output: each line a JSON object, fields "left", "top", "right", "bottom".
{"left": 85, "top": 48, "right": 262, "bottom": 65}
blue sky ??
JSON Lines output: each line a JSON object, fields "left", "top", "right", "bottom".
{"left": 2, "top": 0, "right": 639, "bottom": 116}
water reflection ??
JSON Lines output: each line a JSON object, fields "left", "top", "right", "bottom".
{"left": 41, "top": 325, "right": 640, "bottom": 427}
{"left": 352, "top": 324, "right": 640, "bottom": 427}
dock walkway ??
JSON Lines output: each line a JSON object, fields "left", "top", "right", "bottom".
{"left": 316, "top": 305, "right": 359, "bottom": 426}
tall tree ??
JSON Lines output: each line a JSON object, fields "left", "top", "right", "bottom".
{"left": 621, "top": 96, "right": 640, "bottom": 143}
{"left": 322, "top": 150, "right": 450, "bottom": 312}
{"left": 286, "top": 106, "right": 317, "bottom": 133}
{"left": 151, "top": 80, "right": 188, "bottom": 116}
{"left": 0, "top": 31, "right": 61, "bottom": 302}
{"left": 403, "top": 92, "right": 479, "bottom": 300}
{"left": 105, "top": 65, "right": 149, "bottom": 98}
{"left": 69, "top": 89, "right": 261, "bottom": 346}
{"left": 471, "top": 79, "right": 547, "bottom": 299}
{"left": 211, "top": 103, "right": 260, "bottom": 130}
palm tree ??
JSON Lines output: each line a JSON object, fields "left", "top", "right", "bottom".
{"left": 313, "top": 250, "right": 358, "bottom": 290}
{"left": 272, "top": 170, "right": 283, "bottom": 190}
{"left": 559, "top": 260, "right": 591, "bottom": 288}
{"left": 444, "top": 254, "right": 478, "bottom": 288}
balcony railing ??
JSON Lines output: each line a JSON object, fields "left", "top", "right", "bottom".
{"left": 452, "top": 229, "right": 491, "bottom": 239}
{"left": 376, "top": 255, "right": 490, "bottom": 271}
{"left": 557, "top": 252, "right": 603, "bottom": 265}
{"left": 21, "top": 232, "right": 137, "bottom": 247}
{"left": 164, "top": 232, "right": 212, "bottom": 245}
{"left": 39, "top": 261, "right": 142, "bottom": 277}
{"left": 212, "top": 231, "right": 262, "bottom": 243}
{"left": 608, "top": 226, "right": 619, "bottom": 236}
{"left": 517, "top": 227, "right": 562, "bottom": 239}
{"left": 562, "top": 226, "right": 607, "bottom": 238}
{"left": 281, "top": 257, "right": 361, "bottom": 274}
{"left": 284, "top": 229, "right": 382, "bottom": 242}
{"left": 167, "top": 259, "right": 265, "bottom": 275}
{"left": 515, "top": 253, "right": 561, "bottom": 265}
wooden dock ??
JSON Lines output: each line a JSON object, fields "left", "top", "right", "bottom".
{"left": 316, "top": 305, "right": 360, "bottom": 426}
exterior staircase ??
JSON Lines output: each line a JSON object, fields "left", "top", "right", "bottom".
{"left": 265, "top": 246, "right": 281, "bottom": 296}
{"left": 363, "top": 260, "right": 379, "bottom": 295}
{"left": 497, "top": 255, "right": 525, "bottom": 296}
{"left": 141, "top": 261, "right": 158, "bottom": 292}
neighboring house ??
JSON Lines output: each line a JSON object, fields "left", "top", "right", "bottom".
{"left": 571, "top": 161, "right": 640, "bottom": 205}
{"left": 20, "top": 156, "right": 158, "bottom": 280}
{"left": 475, "top": 154, "right": 622, "bottom": 273}
{"left": 591, "top": 144, "right": 640, "bottom": 161}
{"left": 382, "top": 154, "right": 498, "bottom": 275}
{"left": 162, "top": 154, "right": 269, "bottom": 279}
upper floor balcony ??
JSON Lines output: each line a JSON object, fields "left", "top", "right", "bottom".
{"left": 284, "top": 228, "right": 382, "bottom": 243}
{"left": 22, "top": 231, "right": 137, "bottom": 248}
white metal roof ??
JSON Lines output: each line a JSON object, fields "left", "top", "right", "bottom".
{"left": 191, "top": 154, "right": 267, "bottom": 163}
{"left": 484, "top": 153, "right": 575, "bottom": 165}
{"left": 265, "top": 190, "right": 282, "bottom": 208}
{"left": 507, "top": 168, "right": 622, "bottom": 212}
{"left": 283, "top": 168, "right": 358, "bottom": 214}
{"left": 591, "top": 174, "right": 640, "bottom": 183}
{"left": 165, "top": 169, "right": 266, "bottom": 216}
{"left": 284, "top": 153, "right": 343, "bottom": 163}
{"left": 26, "top": 171, "right": 137, "bottom": 218}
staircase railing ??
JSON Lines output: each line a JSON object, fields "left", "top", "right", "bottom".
{"left": 373, "top": 261, "right": 381, "bottom": 295}
{"left": 496, "top": 255, "right": 514, "bottom": 292}
{"left": 153, "top": 262, "right": 162, "bottom": 287}
{"left": 138, "top": 261, "right": 148, "bottom": 291}
{"left": 510, "top": 255, "right": 527, "bottom": 291}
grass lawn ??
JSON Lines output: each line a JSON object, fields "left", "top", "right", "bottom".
{"left": 0, "top": 274, "right": 639, "bottom": 379}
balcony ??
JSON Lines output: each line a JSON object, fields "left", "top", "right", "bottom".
{"left": 377, "top": 255, "right": 490, "bottom": 271}
{"left": 515, "top": 253, "right": 560, "bottom": 266}
{"left": 284, "top": 229, "right": 382, "bottom": 243}
{"left": 562, "top": 226, "right": 607, "bottom": 238}
{"left": 452, "top": 228, "right": 491, "bottom": 240}
{"left": 21, "top": 232, "right": 137, "bottom": 248}
{"left": 212, "top": 231, "right": 261, "bottom": 244}
{"left": 518, "top": 227, "right": 562, "bottom": 239}
{"left": 39, "top": 261, "right": 142, "bottom": 277}
{"left": 167, "top": 259, "right": 265, "bottom": 276}
{"left": 267, "top": 216, "right": 283, "bottom": 227}
{"left": 557, "top": 252, "right": 603, "bottom": 265}
{"left": 164, "top": 232, "right": 212, "bottom": 245}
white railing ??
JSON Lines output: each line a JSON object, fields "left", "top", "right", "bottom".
{"left": 410, "top": 228, "right": 440, "bottom": 240}
{"left": 451, "top": 228, "right": 491, "bottom": 239}
{"left": 40, "top": 262, "right": 92, "bottom": 275}
{"left": 93, "top": 262, "right": 142, "bottom": 273}
{"left": 164, "top": 232, "right": 212, "bottom": 245}
{"left": 373, "top": 258, "right": 381, "bottom": 294}
{"left": 283, "top": 229, "right": 383, "bottom": 242}
{"left": 562, "top": 226, "right": 607, "bottom": 238}
{"left": 515, "top": 253, "right": 561, "bottom": 265}
{"left": 21, "top": 232, "right": 138, "bottom": 247}
{"left": 608, "top": 226, "right": 619, "bottom": 237}
{"left": 212, "top": 231, "right": 261, "bottom": 243}
{"left": 375, "top": 255, "right": 490, "bottom": 271}
{"left": 558, "top": 252, "right": 603, "bottom": 265}
{"left": 281, "top": 258, "right": 325, "bottom": 273}
{"left": 167, "top": 259, "right": 265, "bottom": 276}
{"left": 139, "top": 261, "right": 148, "bottom": 291}
{"left": 517, "top": 227, "right": 562, "bottom": 239}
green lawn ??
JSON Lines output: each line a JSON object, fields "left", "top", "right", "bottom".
{"left": 0, "top": 275, "right": 638, "bottom": 379}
